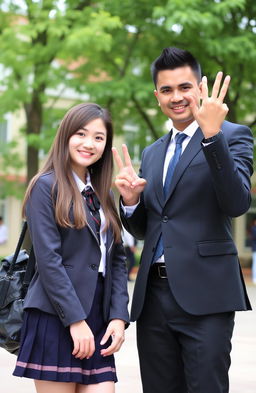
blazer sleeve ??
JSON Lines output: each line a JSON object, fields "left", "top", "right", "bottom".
{"left": 202, "top": 125, "right": 253, "bottom": 217}
{"left": 108, "top": 241, "right": 130, "bottom": 325}
{"left": 26, "top": 176, "right": 87, "bottom": 327}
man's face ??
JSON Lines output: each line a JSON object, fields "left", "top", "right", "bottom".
{"left": 154, "top": 66, "right": 202, "bottom": 131}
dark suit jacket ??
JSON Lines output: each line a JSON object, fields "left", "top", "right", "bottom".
{"left": 24, "top": 171, "right": 129, "bottom": 327}
{"left": 121, "top": 121, "right": 253, "bottom": 322}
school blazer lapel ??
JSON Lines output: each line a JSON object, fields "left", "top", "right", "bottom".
{"left": 84, "top": 202, "right": 100, "bottom": 246}
{"left": 164, "top": 127, "right": 204, "bottom": 203}
{"left": 85, "top": 201, "right": 114, "bottom": 253}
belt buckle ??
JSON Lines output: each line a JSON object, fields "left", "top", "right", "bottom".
{"left": 157, "top": 265, "right": 167, "bottom": 279}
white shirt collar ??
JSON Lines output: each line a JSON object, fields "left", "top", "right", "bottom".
{"left": 72, "top": 171, "right": 94, "bottom": 193}
{"left": 171, "top": 120, "right": 199, "bottom": 141}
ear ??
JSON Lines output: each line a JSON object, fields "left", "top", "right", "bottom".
{"left": 154, "top": 90, "right": 160, "bottom": 106}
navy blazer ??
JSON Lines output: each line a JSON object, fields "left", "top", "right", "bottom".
{"left": 121, "top": 120, "right": 253, "bottom": 321}
{"left": 24, "top": 172, "right": 129, "bottom": 327}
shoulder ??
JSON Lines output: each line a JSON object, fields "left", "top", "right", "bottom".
{"left": 33, "top": 171, "right": 56, "bottom": 190}
{"left": 29, "top": 171, "right": 56, "bottom": 200}
{"left": 222, "top": 120, "right": 252, "bottom": 136}
{"left": 221, "top": 120, "right": 253, "bottom": 147}
{"left": 142, "top": 133, "right": 170, "bottom": 157}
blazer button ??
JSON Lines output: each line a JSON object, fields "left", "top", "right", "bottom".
{"left": 90, "top": 264, "right": 98, "bottom": 271}
{"left": 162, "top": 216, "right": 168, "bottom": 223}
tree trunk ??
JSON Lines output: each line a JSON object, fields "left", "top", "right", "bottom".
{"left": 24, "top": 91, "right": 43, "bottom": 185}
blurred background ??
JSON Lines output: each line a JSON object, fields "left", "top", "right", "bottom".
{"left": 0, "top": 0, "right": 256, "bottom": 273}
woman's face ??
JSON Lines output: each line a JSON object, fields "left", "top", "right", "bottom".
{"left": 69, "top": 117, "right": 107, "bottom": 180}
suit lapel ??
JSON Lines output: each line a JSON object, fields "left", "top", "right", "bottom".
{"left": 153, "top": 131, "right": 172, "bottom": 206}
{"left": 164, "top": 127, "right": 204, "bottom": 203}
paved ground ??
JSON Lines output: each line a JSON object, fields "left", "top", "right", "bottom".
{"left": 1, "top": 277, "right": 255, "bottom": 393}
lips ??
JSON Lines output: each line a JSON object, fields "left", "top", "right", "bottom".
{"left": 170, "top": 102, "right": 189, "bottom": 113}
{"left": 78, "top": 150, "right": 94, "bottom": 158}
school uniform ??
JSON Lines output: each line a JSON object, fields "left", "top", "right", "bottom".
{"left": 13, "top": 171, "right": 129, "bottom": 384}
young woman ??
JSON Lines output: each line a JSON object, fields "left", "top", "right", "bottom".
{"left": 13, "top": 103, "right": 129, "bottom": 393}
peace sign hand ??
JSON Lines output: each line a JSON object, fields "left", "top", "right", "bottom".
{"left": 188, "top": 71, "right": 230, "bottom": 138}
{"left": 112, "top": 144, "right": 147, "bottom": 206}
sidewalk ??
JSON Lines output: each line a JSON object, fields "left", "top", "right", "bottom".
{"left": 1, "top": 279, "right": 256, "bottom": 393}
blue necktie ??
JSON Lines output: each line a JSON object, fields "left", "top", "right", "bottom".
{"left": 152, "top": 132, "right": 187, "bottom": 263}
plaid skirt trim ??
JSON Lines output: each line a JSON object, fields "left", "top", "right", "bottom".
{"left": 16, "top": 361, "right": 116, "bottom": 376}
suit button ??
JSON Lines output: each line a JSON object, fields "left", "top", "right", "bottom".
{"left": 91, "top": 264, "right": 98, "bottom": 271}
{"left": 162, "top": 216, "right": 168, "bottom": 223}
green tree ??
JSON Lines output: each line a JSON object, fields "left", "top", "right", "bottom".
{"left": 0, "top": 0, "right": 121, "bottom": 194}
{"left": 70, "top": 0, "right": 256, "bottom": 158}
{"left": 0, "top": 0, "right": 255, "bottom": 199}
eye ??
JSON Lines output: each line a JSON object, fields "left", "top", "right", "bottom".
{"left": 181, "top": 85, "right": 191, "bottom": 91}
{"left": 95, "top": 135, "right": 105, "bottom": 141}
{"left": 161, "top": 88, "right": 171, "bottom": 94}
{"left": 76, "top": 131, "right": 86, "bottom": 137}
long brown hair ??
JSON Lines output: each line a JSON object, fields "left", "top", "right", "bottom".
{"left": 23, "top": 103, "right": 122, "bottom": 242}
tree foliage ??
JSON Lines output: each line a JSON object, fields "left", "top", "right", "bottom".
{"left": 0, "top": 0, "right": 255, "bottom": 198}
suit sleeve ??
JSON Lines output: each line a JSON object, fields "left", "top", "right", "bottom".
{"left": 202, "top": 125, "right": 253, "bottom": 217}
{"left": 26, "top": 177, "right": 87, "bottom": 327}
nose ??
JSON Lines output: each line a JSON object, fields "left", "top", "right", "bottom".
{"left": 171, "top": 89, "right": 183, "bottom": 102}
{"left": 82, "top": 136, "right": 94, "bottom": 149}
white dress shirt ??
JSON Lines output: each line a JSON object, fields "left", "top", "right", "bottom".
{"left": 73, "top": 171, "right": 106, "bottom": 275}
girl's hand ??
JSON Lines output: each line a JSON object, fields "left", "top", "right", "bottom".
{"left": 100, "top": 319, "right": 125, "bottom": 357}
{"left": 70, "top": 320, "right": 95, "bottom": 360}
{"left": 112, "top": 144, "right": 147, "bottom": 205}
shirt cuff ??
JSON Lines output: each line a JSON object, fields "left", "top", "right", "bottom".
{"left": 121, "top": 200, "right": 140, "bottom": 217}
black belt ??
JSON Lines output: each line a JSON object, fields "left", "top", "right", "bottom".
{"left": 150, "top": 263, "right": 167, "bottom": 279}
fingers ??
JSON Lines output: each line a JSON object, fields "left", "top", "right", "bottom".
{"left": 100, "top": 331, "right": 125, "bottom": 357}
{"left": 70, "top": 320, "right": 95, "bottom": 360}
{"left": 72, "top": 336, "right": 95, "bottom": 360}
{"left": 218, "top": 75, "right": 231, "bottom": 102}
{"left": 112, "top": 147, "right": 124, "bottom": 170}
{"left": 201, "top": 76, "right": 208, "bottom": 101}
{"left": 122, "top": 144, "right": 133, "bottom": 167}
{"left": 112, "top": 144, "right": 133, "bottom": 170}
{"left": 211, "top": 71, "right": 223, "bottom": 99}
{"left": 211, "top": 71, "right": 231, "bottom": 101}
{"left": 100, "top": 320, "right": 125, "bottom": 357}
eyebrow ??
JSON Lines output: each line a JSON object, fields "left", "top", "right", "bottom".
{"left": 80, "top": 127, "right": 106, "bottom": 136}
{"left": 159, "top": 82, "right": 193, "bottom": 91}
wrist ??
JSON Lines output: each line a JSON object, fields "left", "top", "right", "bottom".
{"left": 202, "top": 131, "right": 222, "bottom": 143}
{"left": 122, "top": 196, "right": 139, "bottom": 206}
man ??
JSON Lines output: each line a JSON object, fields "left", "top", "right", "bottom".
{"left": 0, "top": 216, "right": 8, "bottom": 245}
{"left": 112, "top": 47, "right": 253, "bottom": 393}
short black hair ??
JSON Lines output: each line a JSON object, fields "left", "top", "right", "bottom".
{"left": 151, "top": 47, "right": 202, "bottom": 87}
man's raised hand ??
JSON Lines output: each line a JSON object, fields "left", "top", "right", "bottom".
{"left": 188, "top": 71, "right": 230, "bottom": 138}
{"left": 112, "top": 144, "right": 146, "bottom": 206}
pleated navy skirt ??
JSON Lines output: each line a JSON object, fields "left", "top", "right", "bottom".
{"left": 13, "top": 275, "right": 117, "bottom": 385}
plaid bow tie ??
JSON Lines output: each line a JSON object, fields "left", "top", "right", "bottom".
{"left": 82, "top": 186, "right": 101, "bottom": 243}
